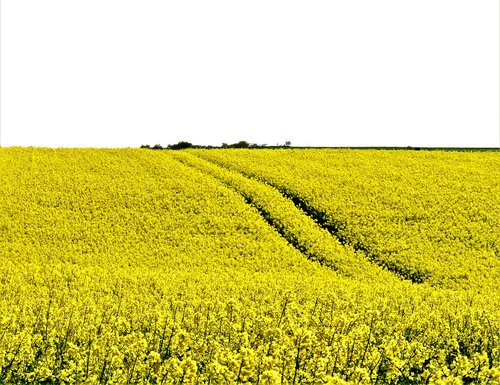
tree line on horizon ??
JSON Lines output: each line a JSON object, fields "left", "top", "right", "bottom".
{"left": 140, "top": 140, "right": 292, "bottom": 150}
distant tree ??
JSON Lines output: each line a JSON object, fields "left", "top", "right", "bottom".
{"left": 167, "top": 141, "right": 193, "bottom": 150}
{"left": 284, "top": 141, "right": 292, "bottom": 147}
{"left": 140, "top": 144, "right": 151, "bottom": 149}
{"left": 232, "top": 141, "right": 250, "bottom": 148}
{"left": 152, "top": 144, "right": 163, "bottom": 150}
{"left": 221, "top": 141, "right": 251, "bottom": 149}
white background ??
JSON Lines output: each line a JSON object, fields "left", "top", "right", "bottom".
{"left": 0, "top": 0, "right": 498, "bottom": 148}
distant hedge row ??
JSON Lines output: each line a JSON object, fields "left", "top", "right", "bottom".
{"left": 140, "top": 141, "right": 292, "bottom": 150}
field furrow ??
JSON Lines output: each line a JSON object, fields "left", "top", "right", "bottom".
{"left": 192, "top": 149, "right": 500, "bottom": 291}
{"left": 172, "top": 151, "right": 404, "bottom": 284}
{"left": 186, "top": 152, "right": 429, "bottom": 284}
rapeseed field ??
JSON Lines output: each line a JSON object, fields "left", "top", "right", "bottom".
{"left": 1, "top": 147, "right": 499, "bottom": 384}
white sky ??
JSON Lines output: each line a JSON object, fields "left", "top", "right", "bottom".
{"left": 0, "top": 0, "right": 499, "bottom": 148}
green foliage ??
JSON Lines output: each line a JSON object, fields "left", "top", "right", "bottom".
{"left": 167, "top": 141, "right": 193, "bottom": 150}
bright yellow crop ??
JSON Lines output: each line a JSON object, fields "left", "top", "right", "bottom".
{"left": 0, "top": 147, "right": 499, "bottom": 384}
{"left": 194, "top": 149, "right": 500, "bottom": 291}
